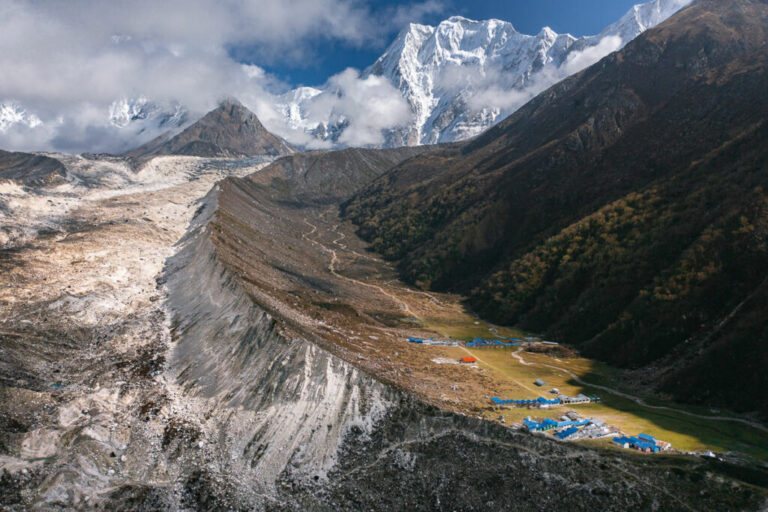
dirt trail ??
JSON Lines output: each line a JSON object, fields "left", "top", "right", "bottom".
{"left": 302, "top": 217, "right": 418, "bottom": 319}
{"left": 304, "top": 216, "right": 543, "bottom": 395}
{"left": 329, "top": 222, "right": 458, "bottom": 311}
{"left": 325, "top": 219, "right": 460, "bottom": 313}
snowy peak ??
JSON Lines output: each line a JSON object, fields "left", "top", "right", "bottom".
{"left": 0, "top": 0, "right": 693, "bottom": 153}
{"left": 431, "top": 17, "right": 520, "bottom": 58}
{"left": 109, "top": 97, "right": 153, "bottom": 128}
{"left": 601, "top": 0, "right": 693, "bottom": 41}
{"left": 276, "top": 86, "right": 323, "bottom": 131}
{"left": 360, "top": 15, "right": 581, "bottom": 145}
{"left": 0, "top": 103, "right": 42, "bottom": 132}
{"left": 366, "top": 22, "right": 434, "bottom": 80}
{"left": 100, "top": 0, "right": 695, "bottom": 151}
{"left": 382, "top": 17, "right": 524, "bottom": 71}
{"left": 108, "top": 97, "right": 186, "bottom": 130}
{"left": 349, "top": 0, "right": 693, "bottom": 146}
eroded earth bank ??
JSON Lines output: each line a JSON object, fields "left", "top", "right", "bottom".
{"left": 1, "top": 154, "right": 766, "bottom": 511}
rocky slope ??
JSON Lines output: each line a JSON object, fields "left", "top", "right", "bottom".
{"left": 343, "top": 0, "right": 768, "bottom": 417}
{"left": 123, "top": 204, "right": 768, "bottom": 510}
{"left": 0, "top": 150, "right": 69, "bottom": 187}
{"left": 249, "top": 145, "right": 437, "bottom": 205}
{"left": 125, "top": 100, "right": 294, "bottom": 169}
{"left": 158, "top": 146, "right": 767, "bottom": 510}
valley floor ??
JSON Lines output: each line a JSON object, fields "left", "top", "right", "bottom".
{"left": 213, "top": 175, "right": 768, "bottom": 461}
{"left": 0, "top": 155, "right": 766, "bottom": 509}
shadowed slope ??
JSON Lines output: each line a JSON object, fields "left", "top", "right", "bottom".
{"left": 343, "top": 0, "right": 768, "bottom": 417}
{"left": 0, "top": 150, "right": 68, "bottom": 187}
{"left": 248, "top": 145, "right": 440, "bottom": 205}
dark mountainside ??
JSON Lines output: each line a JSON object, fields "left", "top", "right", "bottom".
{"left": 125, "top": 100, "right": 294, "bottom": 168}
{"left": 0, "top": 150, "right": 68, "bottom": 187}
{"left": 248, "top": 145, "right": 441, "bottom": 205}
{"left": 343, "top": 0, "right": 768, "bottom": 417}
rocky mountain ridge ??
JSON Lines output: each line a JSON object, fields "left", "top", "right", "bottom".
{"left": 124, "top": 100, "right": 294, "bottom": 168}
{"left": 0, "top": 150, "right": 69, "bottom": 187}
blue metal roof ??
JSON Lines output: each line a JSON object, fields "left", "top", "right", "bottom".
{"left": 613, "top": 435, "right": 660, "bottom": 452}
{"left": 467, "top": 338, "right": 518, "bottom": 347}
{"left": 556, "top": 427, "right": 579, "bottom": 439}
{"left": 492, "top": 396, "right": 560, "bottom": 406}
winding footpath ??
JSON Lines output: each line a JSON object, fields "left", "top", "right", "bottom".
{"left": 302, "top": 217, "right": 418, "bottom": 319}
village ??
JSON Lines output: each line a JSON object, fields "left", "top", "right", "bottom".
{"left": 408, "top": 336, "right": 673, "bottom": 455}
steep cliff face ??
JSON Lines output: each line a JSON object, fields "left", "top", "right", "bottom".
{"left": 162, "top": 187, "right": 395, "bottom": 493}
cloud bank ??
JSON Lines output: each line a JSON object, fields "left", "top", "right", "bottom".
{"left": 304, "top": 69, "right": 411, "bottom": 147}
{"left": 0, "top": 0, "right": 439, "bottom": 153}
{"left": 468, "top": 35, "right": 624, "bottom": 117}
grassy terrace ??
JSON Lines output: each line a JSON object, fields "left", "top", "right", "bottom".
{"left": 419, "top": 314, "right": 768, "bottom": 461}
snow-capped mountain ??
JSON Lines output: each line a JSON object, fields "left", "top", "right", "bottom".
{"left": 599, "top": 0, "right": 693, "bottom": 41}
{"left": 108, "top": 97, "right": 187, "bottom": 133}
{"left": 0, "top": 0, "right": 691, "bottom": 153}
{"left": 362, "top": 16, "right": 580, "bottom": 145}
{"left": 284, "top": 0, "right": 692, "bottom": 147}
{"left": 275, "top": 87, "right": 322, "bottom": 132}
{"left": 0, "top": 103, "right": 42, "bottom": 132}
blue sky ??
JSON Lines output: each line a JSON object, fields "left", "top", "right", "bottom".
{"left": 258, "top": 0, "right": 643, "bottom": 87}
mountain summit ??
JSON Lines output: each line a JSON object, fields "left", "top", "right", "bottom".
{"left": 2, "top": 0, "right": 690, "bottom": 153}
{"left": 282, "top": 0, "right": 693, "bottom": 147}
{"left": 125, "top": 100, "right": 294, "bottom": 168}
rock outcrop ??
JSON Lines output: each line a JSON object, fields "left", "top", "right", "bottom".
{"left": 0, "top": 150, "right": 68, "bottom": 187}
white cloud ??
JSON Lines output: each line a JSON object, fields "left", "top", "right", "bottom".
{"left": 468, "top": 35, "right": 623, "bottom": 115}
{"left": 303, "top": 69, "right": 411, "bottom": 147}
{"left": 0, "top": 0, "right": 441, "bottom": 153}
{"left": 563, "top": 36, "right": 623, "bottom": 75}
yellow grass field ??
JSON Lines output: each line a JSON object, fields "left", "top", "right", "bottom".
{"left": 419, "top": 313, "right": 768, "bottom": 460}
